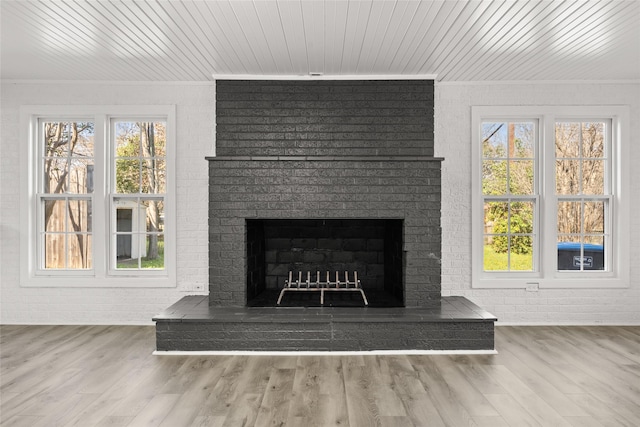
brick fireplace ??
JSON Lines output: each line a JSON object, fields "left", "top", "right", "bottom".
{"left": 208, "top": 155, "right": 443, "bottom": 308}
{"left": 208, "top": 79, "right": 441, "bottom": 308}
{"left": 154, "top": 80, "right": 496, "bottom": 351}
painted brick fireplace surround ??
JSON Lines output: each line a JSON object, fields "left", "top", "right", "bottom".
{"left": 154, "top": 80, "right": 496, "bottom": 351}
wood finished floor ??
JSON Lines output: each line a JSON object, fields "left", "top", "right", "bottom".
{"left": 1, "top": 325, "right": 639, "bottom": 427}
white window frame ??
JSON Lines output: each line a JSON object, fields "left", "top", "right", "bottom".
{"left": 472, "top": 106, "right": 630, "bottom": 289}
{"left": 20, "top": 105, "right": 176, "bottom": 288}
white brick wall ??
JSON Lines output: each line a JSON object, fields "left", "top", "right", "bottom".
{"left": 1, "top": 80, "right": 638, "bottom": 325}
{"left": 436, "top": 82, "right": 640, "bottom": 324}
{"left": 0, "top": 81, "right": 214, "bottom": 324}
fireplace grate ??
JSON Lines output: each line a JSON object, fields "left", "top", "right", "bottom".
{"left": 277, "top": 271, "right": 368, "bottom": 306}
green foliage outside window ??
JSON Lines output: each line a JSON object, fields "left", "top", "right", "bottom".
{"left": 482, "top": 122, "right": 535, "bottom": 256}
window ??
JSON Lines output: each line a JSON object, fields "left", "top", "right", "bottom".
{"left": 555, "top": 121, "right": 609, "bottom": 272}
{"left": 21, "top": 106, "right": 175, "bottom": 287}
{"left": 481, "top": 120, "right": 537, "bottom": 272}
{"left": 39, "top": 121, "right": 95, "bottom": 271}
{"left": 112, "top": 120, "right": 166, "bottom": 273}
{"left": 472, "top": 106, "right": 629, "bottom": 289}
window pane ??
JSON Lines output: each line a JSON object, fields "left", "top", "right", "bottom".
{"left": 142, "top": 159, "right": 166, "bottom": 194}
{"left": 485, "top": 200, "right": 508, "bottom": 227}
{"left": 510, "top": 238, "right": 533, "bottom": 271}
{"left": 143, "top": 234, "right": 164, "bottom": 269}
{"left": 43, "top": 157, "right": 69, "bottom": 194}
{"left": 508, "top": 201, "right": 534, "bottom": 271}
{"left": 68, "top": 234, "right": 92, "bottom": 269}
{"left": 484, "top": 236, "right": 508, "bottom": 271}
{"left": 116, "top": 207, "right": 133, "bottom": 232}
{"left": 142, "top": 199, "right": 164, "bottom": 232}
{"left": 584, "top": 201, "right": 605, "bottom": 234}
{"left": 509, "top": 160, "right": 534, "bottom": 194}
{"left": 115, "top": 121, "right": 141, "bottom": 154}
{"left": 485, "top": 201, "right": 509, "bottom": 256}
{"left": 555, "top": 122, "right": 580, "bottom": 158}
{"left": 556, "top": 159, "right": 581, "bottom": 195}
{"left": 43, "top": 199, "right": 65, "bottom": 232}
{"left": 558, "top": 201, "right": 581, "bottom": 235}
{"left": 115, "top": 159, "right": 141, "bottom": 193}
{"left": 116, "top": 233, "right": 143, "bottom": 269}
{"left": 582, "top": 122, "right": 605, "bottom": 158}
{"left": 44, "top": 123, "right": 68, "bottom": 158}
{"left": 482, "top": 122, "right": 535, "bottom": 159}
{"left": 43, "top": 122, "right": 94, "bottom": 194}
{"left": 511, "top": 122, "right": 535, "bottom": 158}
{"left": 482, "top": 160, "right": 507, "bottom": 195}
{"left": 557, "top": 238, "right": 581, "bottom": 271}
{"left": 44, "top": 234, "right": 67, "bottom": 269}
{"left": 582, "top": 160, "right": 605, "bottom": 195}
{"left": 68, "top": 158, "right": 94, "bottom": 194}
{"left": 584, "top": 238, "right": 605, "bottom": 271}
{"left": 66, "top": 199, "right": 92, "bottom": 233}
{"left": 482, "top": 122, "right": 507, "bottom": 158}
{"left": 510, "top": 201, "right": 534, "bottom": 234}
{"left": 152, "top": 122, "right": 167, "bottom": 154}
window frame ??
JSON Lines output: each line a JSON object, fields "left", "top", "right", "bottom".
{"left": 471, "top": 106, "right": 630, "bottom": 289}
{"left": 36, "top": 118, "right": 97, "bottom": 274}
{"left": 20, "top": 105, "right": 176, "bottom": 288}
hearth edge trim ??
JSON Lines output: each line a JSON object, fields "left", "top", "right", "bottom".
{"left": 206, "top": 155, "right": 444, "bottom": 162}
{"left": 153, "top": 349, "right": 497, "bottom": 356}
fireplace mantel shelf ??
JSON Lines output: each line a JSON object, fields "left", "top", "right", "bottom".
{"left": 206, "top": 155, "right": 445, "bottom": 162}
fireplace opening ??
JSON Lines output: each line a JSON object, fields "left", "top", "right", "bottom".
{"left": 246, "top": 219, "right": 404, "bottom": 307}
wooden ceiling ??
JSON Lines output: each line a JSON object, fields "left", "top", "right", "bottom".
{"left": 1, "top": 0, "right": 639, "bottom": 82}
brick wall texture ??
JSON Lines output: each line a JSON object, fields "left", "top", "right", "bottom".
{"left": 215, "top": 80, "right": 434, "bottom": 157}
{"left": 208, "top": 157, "right": 442, "bottom": 307}
{"left": 210, "top": 80, "right": 441, "bottom": 307}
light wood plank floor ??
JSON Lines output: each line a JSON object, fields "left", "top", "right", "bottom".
{"left": 1, "top": 325, "right": 639, "bottom": 426}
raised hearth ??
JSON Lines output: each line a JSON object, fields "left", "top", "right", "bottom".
{"left": 154, "top": 296, "right": 497, "bottom": 351}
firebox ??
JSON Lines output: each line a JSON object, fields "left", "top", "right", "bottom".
{"left": 246, "top": 219, "right": 404, "bottom": 307}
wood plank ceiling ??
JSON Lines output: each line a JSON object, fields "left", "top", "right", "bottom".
{"left": 1, "top": 0, "right": 639, "bottom": 82}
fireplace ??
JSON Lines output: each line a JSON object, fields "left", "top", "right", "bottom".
{"left": 246, "top": 218, "right": 404, "bottom": 307}
{"left": 207, "top": 80, "right": 442, "bottom": 308}
{"left": 153, "top": 79, "right": 496, "bottom": 352}
{"left": 207, "top": 155, "right": 443, "bottom": 308}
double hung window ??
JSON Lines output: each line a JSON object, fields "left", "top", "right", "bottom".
{"left": 39, "top": 121, "right": 95, "bottom": 270}
{"left": 21, "top": 106, "right": 175, "bottom": 287}
{"left": 472, "top": 106, "right": 629, "bottom": 289}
